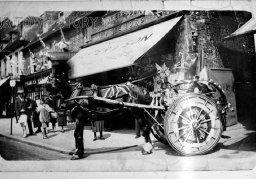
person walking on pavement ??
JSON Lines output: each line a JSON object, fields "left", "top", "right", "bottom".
{"left": 57, "top": 103, "right": 67, "bottom": 133}
{"left": 91, "top": 120, "right": 104, "bottom": 141}
{"left": 33, "top": 95, "right": 42, "bottom": 133}
{"left": 37, "top": 98, "right": 50, "bottom": 139}
{"left": 54, "top": 93, "right": 67, "bottom": 133}
{"left": 15, "top": 89, "right": 35, "bottom": 136}
{"left": 45, "top": 98, "right": 58, "bottom": 132}
{"left": 91, "top": 107, "right": 104, "bottom": 141}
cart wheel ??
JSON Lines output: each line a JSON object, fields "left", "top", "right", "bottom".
{"left": 164, "top": 93, "right": 223, "bottom": 155}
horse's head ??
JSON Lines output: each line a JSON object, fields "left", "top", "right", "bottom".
{"left": 155, "top": 63, "right": 170, "bottom": 81}
{"left": 129, "top": 84, "right": 151, "bottom": 105}
{"left": 154, "top": 63, "right": 170, "bottom": 92}
{"left": 46, "top": 73, "right": 72, "bottom": 99}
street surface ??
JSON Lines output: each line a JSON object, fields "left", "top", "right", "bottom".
{"left": 1, "top": 131, "right": 256, "bottom": 162}
{"left": 1, "top": 117, "right": 256, "bottom": 171}
{"left": 0, "top": 135, "right": 69, "bottom": 160}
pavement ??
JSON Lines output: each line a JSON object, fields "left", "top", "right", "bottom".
{"left": 0, "top": 117, "right": 145, "bottom": 155}
{"left": 0, "top": 117, "right": 256, "bottom": 172}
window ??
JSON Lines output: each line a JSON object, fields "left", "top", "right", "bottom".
{"left": 58, "top": 11, "right": 65, "bottom": 23}
{"left": 59, "top": 11, "right": 64, "bottom": 18}
{"left": 84, "top": 26, "right": 92, "bottom": 43}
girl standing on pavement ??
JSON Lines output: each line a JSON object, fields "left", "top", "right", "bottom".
{"left": 37, "top": 98, "right": 50, "bottom": 139}
{"left": 19, "top": 109, "right": 28, "bottom": 138}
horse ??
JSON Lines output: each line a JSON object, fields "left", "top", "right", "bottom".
{"left": 47, "top": 76, "right": 156, "bottom": 156}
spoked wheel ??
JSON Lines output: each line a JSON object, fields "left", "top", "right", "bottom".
{"left": 164, "top": 93, "right": 223, "bottom": 155}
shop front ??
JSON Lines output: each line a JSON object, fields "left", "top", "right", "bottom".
{"left": 21, "top": 68, "right": 52, "bottom": 100}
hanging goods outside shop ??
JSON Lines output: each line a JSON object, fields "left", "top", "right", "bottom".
{"left": 47, "top": 16, "right": 234, "bottom": 156}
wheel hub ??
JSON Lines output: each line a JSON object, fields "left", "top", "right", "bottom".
{"left": 190, "top": 120, "right": 200, "bottom": 130}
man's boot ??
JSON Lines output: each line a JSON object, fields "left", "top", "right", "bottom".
{"left": 43, "top": 128, "right": 48, "bottom": 139}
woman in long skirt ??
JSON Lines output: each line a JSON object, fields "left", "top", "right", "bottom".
{"left": 91, "top": 120, "right": 104, "bottom": 141}
{"left": 57, "top": 109, "right": 67, "bottom": 132}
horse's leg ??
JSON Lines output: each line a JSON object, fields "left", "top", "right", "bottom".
{"left": 138, "top": 116, "right": 153, "bottom": 155}
{"left": 143, "top": 124, "right": 151, "bottom": 143}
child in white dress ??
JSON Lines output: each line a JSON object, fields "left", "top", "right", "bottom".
{"left": 19, "top": 109, "right": 28, "bottom": 138}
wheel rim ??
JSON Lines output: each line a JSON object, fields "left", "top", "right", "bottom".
{"left": 165, "top": 95, "right": 222, "bottom": 155}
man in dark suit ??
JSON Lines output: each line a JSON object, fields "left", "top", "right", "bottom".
{"left": 70, "top": 105, "right": 89, "bottom": 160}
{"left": 15, "top": 89, "right": 36, "bottom": 135}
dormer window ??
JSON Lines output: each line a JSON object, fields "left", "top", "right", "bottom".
{"left": 58, "top": 11, "right": 65, "bottom": 24}
{"left": 59, "top": 11, "right": 64, "bottom": 18}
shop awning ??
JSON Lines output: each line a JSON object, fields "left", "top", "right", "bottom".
{"left": 0, "top": 77, "right": 10, "bottom": 87}
{"left": 68, "top": 16, "right": 182, "bottom": 79}
{"left": 225, "top": 17, "right": 256, "bottom": 39}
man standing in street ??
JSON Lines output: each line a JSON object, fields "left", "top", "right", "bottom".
{"left": 70, "top": 102, "right": 91, "bottom": 160}
{"left": 15, "top": 89, "right": 36, "bottom": 136}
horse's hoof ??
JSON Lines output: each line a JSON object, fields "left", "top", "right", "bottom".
{"left": 142, "top": 143, "right": 153, "bottom": 155}
{"left": 141, "top": 150, "right": 152, "bottom": 155}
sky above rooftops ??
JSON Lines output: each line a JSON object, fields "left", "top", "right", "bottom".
{"left": 0, "top": 5, "right": 44, "bottom": 26}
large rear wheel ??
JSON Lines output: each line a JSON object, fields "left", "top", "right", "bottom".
{"left": 164, "top": 93, "right": 223, "bottom": 155}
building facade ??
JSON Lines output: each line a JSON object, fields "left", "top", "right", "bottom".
{"left": 0, "top": 10, "right": 255, "bottom": 126}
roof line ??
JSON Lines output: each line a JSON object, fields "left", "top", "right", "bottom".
{"left": 22, "top": 11, "right": 97, "bottom": 51}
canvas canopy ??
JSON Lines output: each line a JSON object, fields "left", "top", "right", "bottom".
{"left": 68, "top": 16, "right": 182, "bottom": 79}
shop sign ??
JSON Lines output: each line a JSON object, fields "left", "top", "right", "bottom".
{"left": 93, "top": 11, "right": 144, "bottom": 34}
{"left": 9, "top": 80, "right": 16, "bottom": 87}
{"left": 25, "top": 79, "right": 37, "bottom": 86}
{"left": 92, "top": 15, "right": 158, "bottom": 41}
